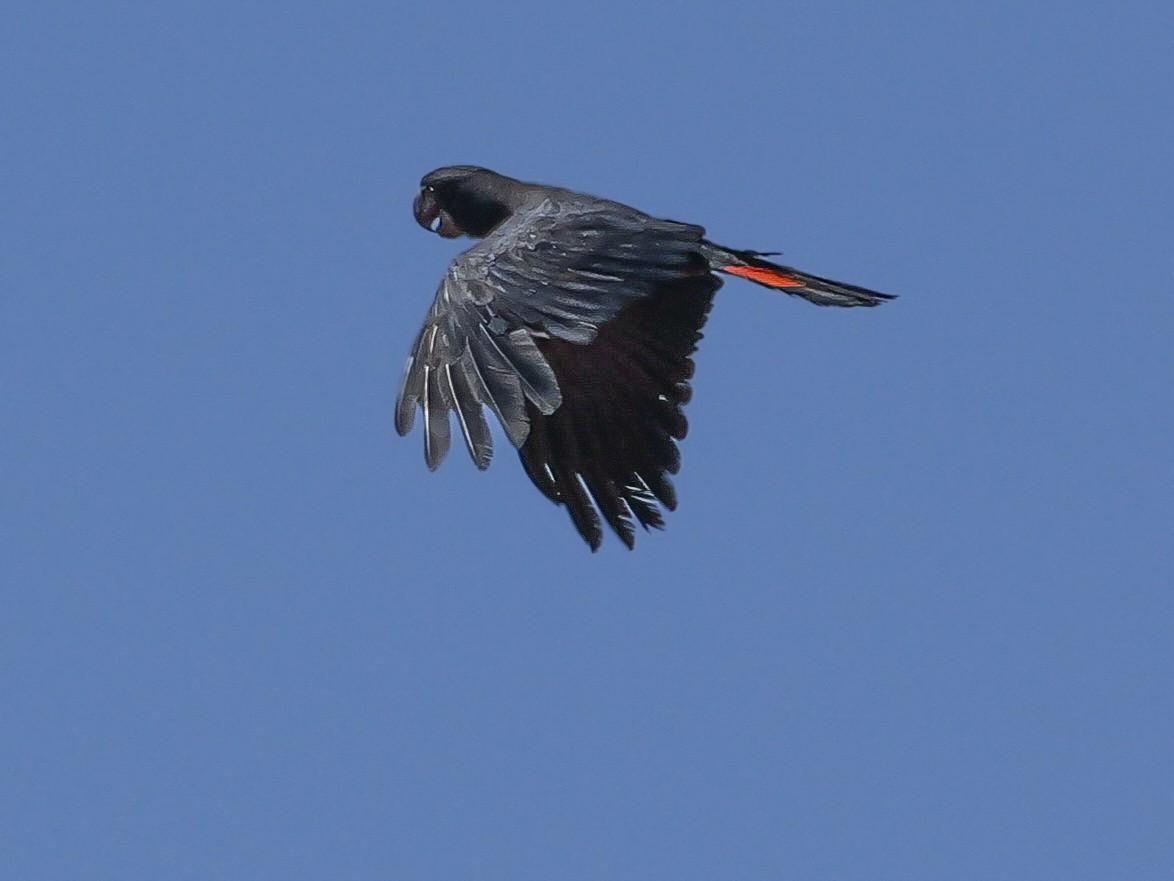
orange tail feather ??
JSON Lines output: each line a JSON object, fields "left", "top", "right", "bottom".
{"left": 723, "top": 264, "right": 805, "bottom": 288}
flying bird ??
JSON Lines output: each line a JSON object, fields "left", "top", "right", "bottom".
{"left": 396, "top": 166, "right": 894, "bottom": 550}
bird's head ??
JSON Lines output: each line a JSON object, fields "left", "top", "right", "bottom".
{"left": 413, "top": 166, "right": 520, "bottom": 239}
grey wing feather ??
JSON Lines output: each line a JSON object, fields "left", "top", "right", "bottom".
{"left": 396, "top": 270, "right": 552, "bottom": 467}
{"left": 443, "top": 362, "right": 492, "bottom": 470}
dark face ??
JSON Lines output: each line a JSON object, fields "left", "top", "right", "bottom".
{"left": 413, "top": 167, "right": 517, "bottom": 239}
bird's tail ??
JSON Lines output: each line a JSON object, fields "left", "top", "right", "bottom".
{"left": 704, "top": 243, "right": 895, "bottom": 308}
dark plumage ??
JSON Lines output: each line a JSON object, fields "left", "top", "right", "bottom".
{"left": 397, "top": 166, "right": 894, "bottom": 550}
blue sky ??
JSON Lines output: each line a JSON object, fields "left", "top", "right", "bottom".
{"left": 2, "top": 2, "right": 1172, "bottom": 879}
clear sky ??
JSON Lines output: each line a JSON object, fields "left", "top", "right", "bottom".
{"left": 3, "top": 2, "right": 1172, "bottom": 879}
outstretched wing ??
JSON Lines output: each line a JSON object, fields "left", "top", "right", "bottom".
{"left": 396, "top": 197, "right": 720, "bottom": 548}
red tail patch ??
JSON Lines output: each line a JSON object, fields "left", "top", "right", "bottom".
{"left": 724, "top": 265, "right": 805, "bottom": 288}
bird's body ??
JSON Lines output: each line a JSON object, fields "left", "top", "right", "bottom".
{"left": 397, "top": 166, "right": 894, "bottom": 549}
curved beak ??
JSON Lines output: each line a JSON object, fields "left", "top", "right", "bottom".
{"left": 413, "top": 189, "right": 463, "bottom": 238}
{"left": 413, "top": 188, "right": 440, "bottom": 232}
